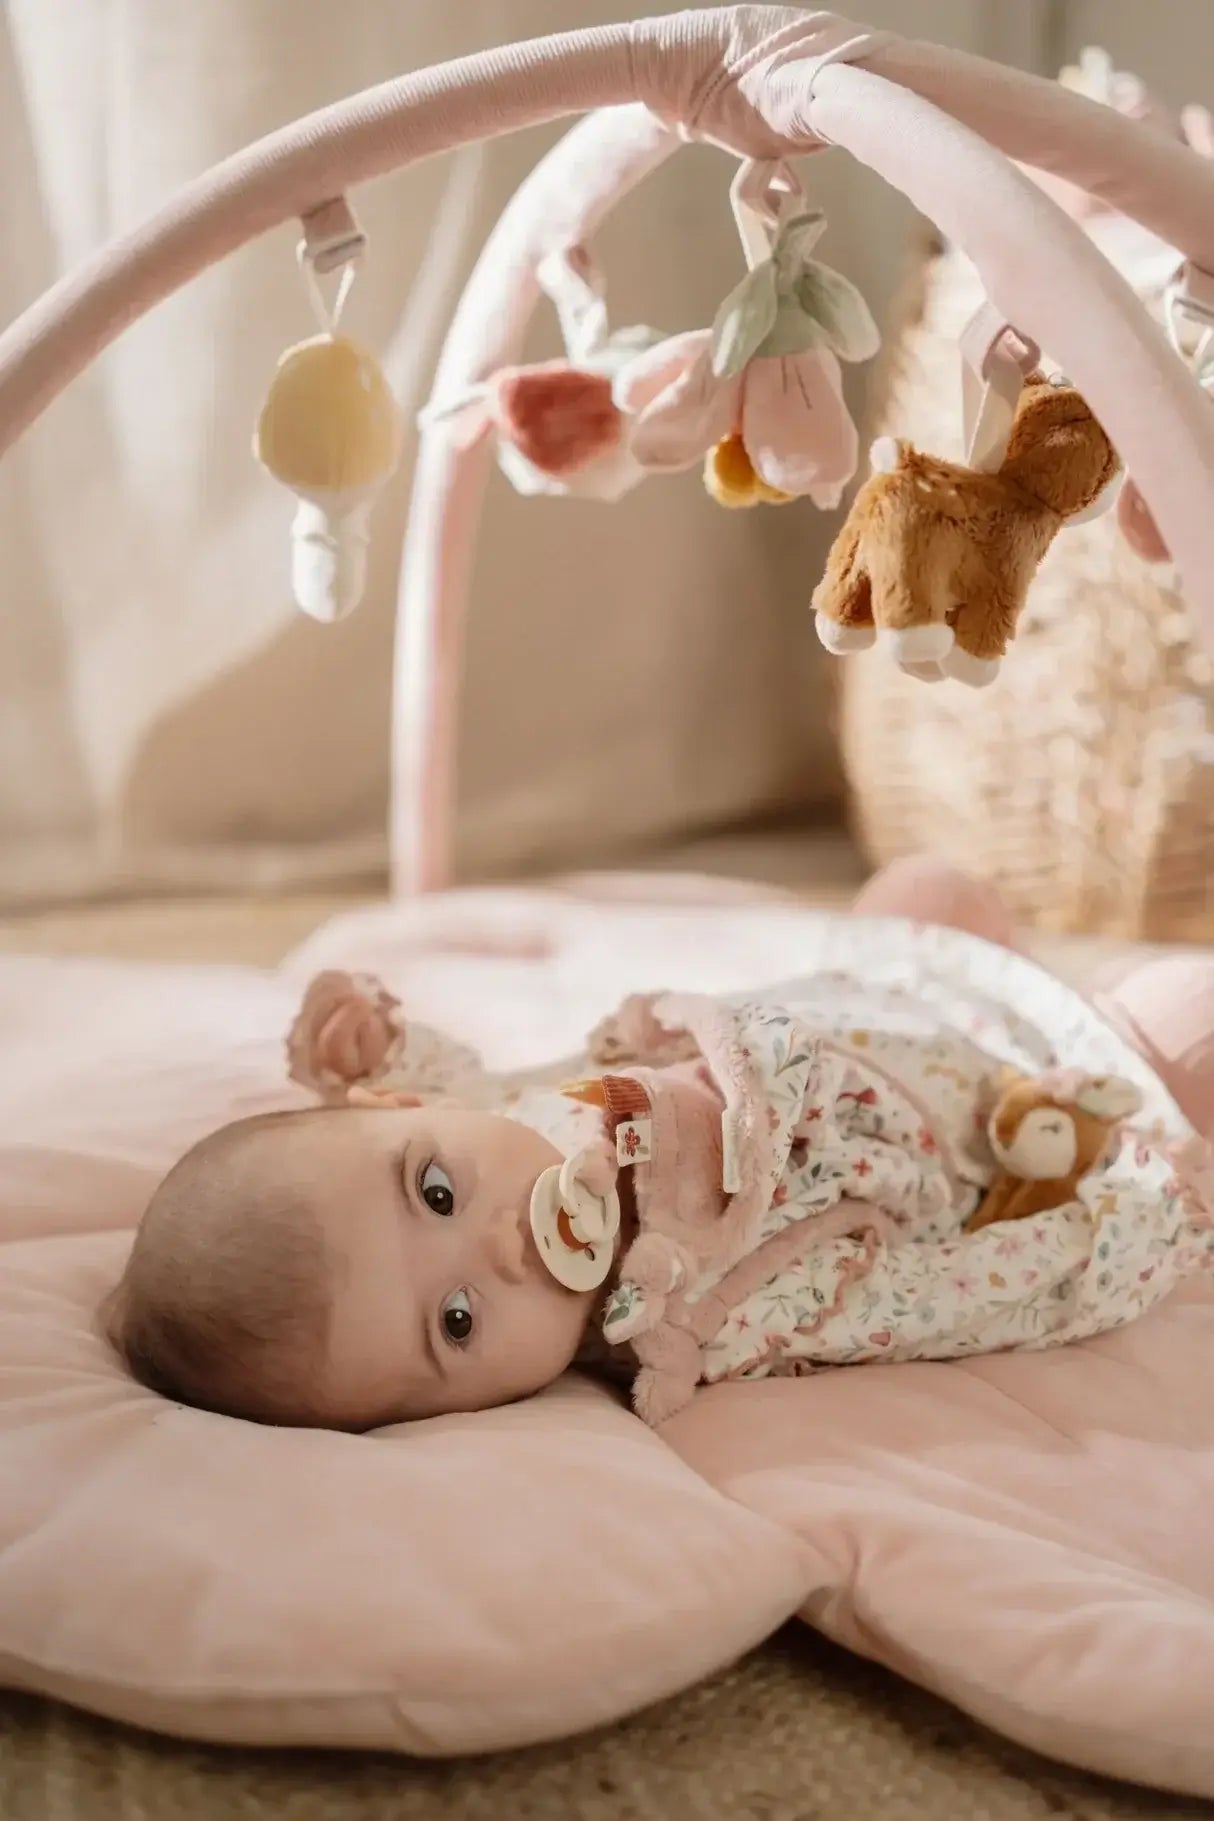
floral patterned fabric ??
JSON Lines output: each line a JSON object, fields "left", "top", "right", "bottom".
{"left": 589, "top": 933, "right": 1214, "bottom": 1398}
{"left": 694, "top": 990, "right": 1205, "bottom": 1383}
{"left": 295, "top": 918, "right": 1213, "bottom": 1412}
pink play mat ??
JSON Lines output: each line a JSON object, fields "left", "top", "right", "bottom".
{"left": 3, "top": 7, "right": 1214, "bottom": 1797}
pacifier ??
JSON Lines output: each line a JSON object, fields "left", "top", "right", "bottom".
{"left": 529, "top": 1148, "right": 621, "bottom": 1292}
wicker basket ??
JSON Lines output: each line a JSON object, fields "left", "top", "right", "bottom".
{"left": 839, "top": 241, "right": 1214, "bottom": 940}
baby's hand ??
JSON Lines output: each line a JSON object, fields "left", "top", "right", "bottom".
{"left": 287, "top": 971, "right": 401, "bottom": 1098}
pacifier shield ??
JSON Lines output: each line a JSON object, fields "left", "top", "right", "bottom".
{"left": 529, "top": 1166, "right": 617, "bottom": 1292}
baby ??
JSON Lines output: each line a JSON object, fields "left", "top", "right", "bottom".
{"left": 107, "top": 861, "right": 1214, "bottom": 1430}
{"left": 109, "top": 1097, "right": 587, "bottom": 1427}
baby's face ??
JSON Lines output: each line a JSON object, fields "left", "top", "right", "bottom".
{"left": 273, "top": 1106, "right": 596, "bottom": 1425}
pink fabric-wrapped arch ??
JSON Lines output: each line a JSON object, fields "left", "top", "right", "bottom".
{"left": 0, "top": 6, "right": 1212, "bottom": 890}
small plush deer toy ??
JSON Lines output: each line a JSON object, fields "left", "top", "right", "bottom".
{"left": 813, "top": 373, "right": 1119, "bottom": 687}
{"left": 967, "top": 1067, "right": 1143, "bottom": 1233}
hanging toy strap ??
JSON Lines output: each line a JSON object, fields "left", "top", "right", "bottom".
{"left": 1164, "top": 259, "right": 1214, "bottom": 392}
{"left": 419, "top": 242, "right": 612, "bottom": 432}
{"left": 298, "top": 196, "right": 365, "bottom": 334}
{"left": 959, "top": 302, "right": 1040, "bottom": 473}
{"left": 728, "top": 158, "right": 807, "bottom": 271}
{"left": 1114, "top": 255, "right": 1214, "bottom": 563}
{"left": 535, "top": 243, "right": 611, "bottom": 361}
{"left": 959, "top": 303, "right": 1123, "bottom": 527}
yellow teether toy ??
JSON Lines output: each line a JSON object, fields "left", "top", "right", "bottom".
{"left": 254, "top": 221, "right": 402, "bottom": 623}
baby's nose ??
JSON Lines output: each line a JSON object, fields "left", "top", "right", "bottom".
{"left": 485, "top": 1206, "right": 529, "bottom": 1285}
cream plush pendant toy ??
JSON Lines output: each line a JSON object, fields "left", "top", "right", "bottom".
{"left": 254, "top": 246, "right": 402, "bottom": 622}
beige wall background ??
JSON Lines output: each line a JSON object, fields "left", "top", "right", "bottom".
{"left": 1, "top": 1, "right": 1203, "bottom": 911}
{"left": 1049, "top": 0, "right": 1214, "bottom": 97}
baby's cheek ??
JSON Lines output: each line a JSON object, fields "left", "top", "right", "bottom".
{"left": 515, "top": 1285, "right": 594, "bottom": 1381}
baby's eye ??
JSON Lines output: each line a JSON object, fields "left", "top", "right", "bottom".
{"left": 441, "top": 1289, "right": 474, "bottom": 1346}
{"left": 420, "top": 1160, "right": 455, "bottom": 1217}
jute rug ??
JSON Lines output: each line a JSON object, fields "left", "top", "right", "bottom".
{"left": 0, "top": 1630, "right": 1199, "bottom": 1821}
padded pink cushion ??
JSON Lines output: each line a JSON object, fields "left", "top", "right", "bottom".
{"left": 2, "top": 886, "right": 1213, "bottom": 1795}
{"left": 664, "top": 1285, "right": 1214, "bottom": 1797}
{"left": 0, "top": 948, "right": 805, "bottom": 1752}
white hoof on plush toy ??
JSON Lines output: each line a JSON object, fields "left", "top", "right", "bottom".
{"left": 869, "top": 436, "right": 901, "bottom": 474}
{"left": 886, "top": 623, "right": 954, "bottom": 666}
{"left": 945, "top": 649, "right": 1002, "bottom": 688}
{"left": 900, "top": 660, "right": 946, "bottom": 683}
{"left": 815, "top": 613, "right": 875, "bottom": 654}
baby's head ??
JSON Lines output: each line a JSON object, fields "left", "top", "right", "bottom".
{"left": 107, "top": 1104, "right": 596, "bottom": 1428}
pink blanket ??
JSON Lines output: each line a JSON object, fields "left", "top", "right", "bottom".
{"left": 2, "top": 882, "right": 1212, "bottom": 1793}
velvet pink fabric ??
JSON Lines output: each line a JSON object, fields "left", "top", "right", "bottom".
{"left": 662, "top": 1288, "right": 1214, "bottom": 1796}
{"left": 0, "top": 945, "right": 804, "bottom": 1753}
{"left": 2, "top": 883, "right": 1214, "bottom": 1792}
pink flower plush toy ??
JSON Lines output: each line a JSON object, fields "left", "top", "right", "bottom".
{"left": 615, "top": 182, "right": 879, "bottom": 511}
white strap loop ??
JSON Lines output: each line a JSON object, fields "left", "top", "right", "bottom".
{"left": 295, "top": 238, "right": 358, "bottom": 336}
{"left": 960, "top": 303, "right": 1040, "bottom": 473}
{"left": 300, "top": 196, "right": 366, "bottom": 274}
{"left": 1164, "top": 261, "right": 1214, "bottom": 384}
{"left": 536, "top": 243, "right": 610, "bottom": 361}
{"left": 729, "top": 158, "right": 803, "bottom": 270}
{"left": 296, "top": 195, "right": 365, "bottom": 334}
{"left": 417, "top": 242, "right": 611, "bottom": 433}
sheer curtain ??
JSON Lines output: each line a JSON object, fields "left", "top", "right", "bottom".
{"left": 0, "top": 0, "right": 1011, "bottom": 910}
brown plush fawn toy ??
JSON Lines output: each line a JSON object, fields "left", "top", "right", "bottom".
{"left": 966, "top": 1066, "right": 1143, "bottom": 1233}
{"left": 812, "top": 373, "right": 1120, "bottom": 687}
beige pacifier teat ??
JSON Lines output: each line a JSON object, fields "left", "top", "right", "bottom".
{"left": 529, "top": 1148, "right": 620, "bottom": 1293}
